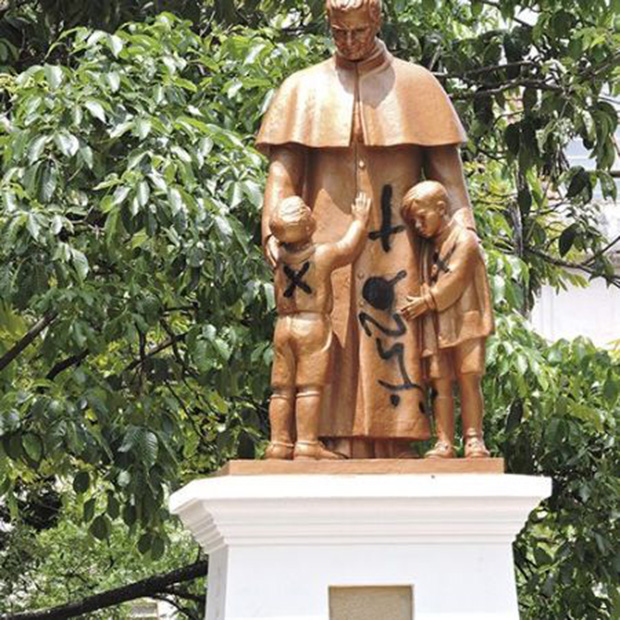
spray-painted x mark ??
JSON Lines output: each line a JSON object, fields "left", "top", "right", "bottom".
{"left": 283, "top": 262, "right": 312, "bottom": 298}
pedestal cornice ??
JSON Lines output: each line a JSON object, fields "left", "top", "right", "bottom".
{"left": 170, "top": 471, "right": 551, "bottom": 553}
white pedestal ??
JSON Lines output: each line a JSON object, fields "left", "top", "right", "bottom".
{"left": 170, "top": 472, "right": 551, "bottom": 620}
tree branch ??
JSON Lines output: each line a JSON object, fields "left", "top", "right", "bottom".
{"left": 453, "top": 79, "right": 563, "bottom": 99}
{"left": 581, "top": 234, "right": 620, "bottom": 265}
{"left": 160, "top": 318, "right": 199, "bottom": 379}
{"left": 150, "top": 594, "right": 198, "bottom": 620}
{"left": 0, "top": 560, "right": 208, "bottom": 620}
{"left": 525, "top": 247, "right": 620, "bottom": 288}
{"left": 435, "top": 60, "right": 536, "bottom": 80}
{"left": 123, "top": 332, "right": 188, "bottom": 373}
{"left": 0, "top": 311, "right": 57, "bottom": 373}
{"left": 478, "top": 0, "right": 534, "bottom": 27}
{"left": 161, "top": 586, "right": 205, "bottom": 603}
{"left": 46, "top": 350, "right": 89, "bottom": 381}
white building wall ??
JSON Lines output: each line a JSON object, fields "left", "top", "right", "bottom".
{"left": 530, "top": 272, "right": 620, "bottom": 348}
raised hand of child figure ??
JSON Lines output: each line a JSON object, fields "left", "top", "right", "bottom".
{"left": 352, "top": 192, "right": 372, "bottom": 223}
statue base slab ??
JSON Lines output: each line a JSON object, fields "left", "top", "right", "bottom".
{"left": 170, "top": 468, "right": 551, "bottom": 620}
{"left": 216, "top": 458, "right": 505, "bottom": 476}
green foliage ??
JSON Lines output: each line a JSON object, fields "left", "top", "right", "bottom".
{"left": 0, "top": 494, "right": 203, "bottom": 618}
{"left": 0, "top": 12, "right": 288, "bottom": 558}
{"left": 483, "top": 315, "right": 619, "bottom": 618}
{"left": 0, "top": 1, "right": 618, "bottom": 618}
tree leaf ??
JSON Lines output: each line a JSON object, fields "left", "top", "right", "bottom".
{"left": 44, "top": 65, "right": 63, "bottom": 90}
{"left": 22, "top": 433, "right": 43, "bottom": 462}
{"left": 151, "top": 536, "right": 165, "bottom": 560}
{"left": 135, "top": 118, "right": 152, "bottom": 139}
{"left": 28, "top": 135, "right": 48, "bottom": 163}
{"left": 107, "top": 494, "right": 120, "bottom": 519}
{"left": 117, "top": 470, "right": 131, "bottom": 488}
{"left": 83, "top": 498, "right": 96, "bottom": 523}
{"left": 119, "top": 427, "right": 140, "bottom": 453}
{"left": 168, "top": 188, "right": 184, "bottom": 214}
{"left": 107, "top": 72, "right": 121, "bottom": 92}
{"left": 26, "top": 213, "right": 41, "bottom": 241}
{"left": 136, "top": 430, "right": 158, "bottom": 467}
{"left": 79, "top": 146, "right": 94, "bottom": 169}
{"left": 113, "top": 186, "right": 130, "bottom": 206}
{"left": 106, "top": 34, "right": 124, "bottom": 58}
{"left": 71, "top": 249, "right": 90, "bottom": 280}
{"left": 38, "top": 162, "right": 59, "bottom": 202}
{"left": 54, "top": 131, "right": 80, "bottom": 157}
{"left": 73, "top": 471, "right": 90, "bottom": 494}
{"left": 505, "top": 400, "right": 524, "bottom": 433}
{"left": 90, "top": 515, "right": 110, "bottom": 541}
{"left": 85, "top": 100, "right": 106, "bottom": 123}
{"left": 566, "top": 167, "right": 589, "bottom": 198}
{"left": 559, "top": 225, "right": 577, "bottom": 256}
{"left": 137, "top": 532, "right": 152, "bottom": 554}
{"left": 137, "top": 181, "right": 150, "bottom": 207}
{"left": 122, "top": 504, "right": 137, "bottom": 526}
{"left": 603, "top": 375, "right": 619, "bottom": 404}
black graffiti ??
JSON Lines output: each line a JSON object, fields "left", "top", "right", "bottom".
{"left": 283, "top": 262, "right": 312, "bottom": 298}
{"left": 431, "top": 245, "right": 456, "bottom": 284}
{"left": 362, "top": 270, "right": 406, "bottom": 312}
{"left": 369, "top": 185, "right": 405, "bottom": 252}
{"left": 359, "top": 312, "right": 406, "bottom": 338}
{"left": 376, "top": 339, "right": 423, "bottom": 395}
{"left": 358, "top": 269, "right": 420, "bottom": 407}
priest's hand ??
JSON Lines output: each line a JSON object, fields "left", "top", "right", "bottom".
{"left": 264, "top": 235, "right": 279, "bottom": 270}
{"left": 400, "top": 295, "right": 429, "bottom": 321}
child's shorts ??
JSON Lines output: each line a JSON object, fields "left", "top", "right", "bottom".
{"left": 425, "top": 338, "right": 486, "bottom": 381}
{"left": 271, "top": 313, "right": 333, "bottom": 389}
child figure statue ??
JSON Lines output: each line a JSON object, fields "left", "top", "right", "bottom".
{"left": 266, "top": 192, "right": 371, "bottom": 460}
{"left": 400, "top": 181, "right": 494, "bottom": 459}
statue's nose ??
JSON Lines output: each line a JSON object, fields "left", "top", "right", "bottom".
{"left": 346, "top": 32, "right": 355, "bottom": 46}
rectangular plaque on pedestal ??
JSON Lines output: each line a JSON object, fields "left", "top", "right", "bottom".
{"left": 330, "top": 586, "right": 413, "bottom": 620}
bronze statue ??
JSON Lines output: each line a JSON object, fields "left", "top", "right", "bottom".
{"left": 258, "top": 0, "right": 478, "bottom": 458}
{"left": 266, "top": 193, "right": 371, "bottom": 460}
{"left": 400, "top": 181, "right": 493, "bottom": 458}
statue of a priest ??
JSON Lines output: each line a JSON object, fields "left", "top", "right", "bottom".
{"left": 257, "top": 0, "right": 475, "bottom": 458}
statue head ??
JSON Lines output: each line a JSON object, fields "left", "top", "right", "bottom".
{"left": 401, "top": 181, "right": 450, "bottom": 239}
{"left": 270, "top": 196, "right": 317, "bottom": 245}
{"left": 326, "top": 0, "right": 382, "bottom": 61}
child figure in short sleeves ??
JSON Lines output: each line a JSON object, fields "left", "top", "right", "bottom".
{"left": 401, "top": 181, "right": 494, "bottom": 459}
{"left": 266, "top": 192, "right": 371, "bottom": 460}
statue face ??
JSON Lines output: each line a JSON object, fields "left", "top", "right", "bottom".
{"left": 329, "top": 8, "right": 379, "bottom": 61}
{"left": 410, "top": 201, "right": 444, "bottom": 238}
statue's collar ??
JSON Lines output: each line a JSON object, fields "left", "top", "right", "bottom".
{"left": 334, "top": 39, "right": 390, "bottom": 74}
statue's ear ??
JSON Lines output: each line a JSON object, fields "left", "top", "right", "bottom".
{"left": 370, "top": 10, "right": 382, "bottom": 33}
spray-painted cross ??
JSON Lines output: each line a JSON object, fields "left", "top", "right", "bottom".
{"left": 369, "top": 185, "right": 405, "bottom": 252}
